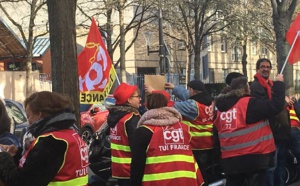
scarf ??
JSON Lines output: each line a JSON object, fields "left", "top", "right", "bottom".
{"left": 137, "top": 107, "right": 182, "bottom": 127}
{"left": 254, "top": 73, "right": 273, "bottom": 99}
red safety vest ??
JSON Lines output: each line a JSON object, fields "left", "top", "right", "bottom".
{"left": 110, "top": 113, "right": 135, "bottom": 179}
{"left": 182, "top": 102, "right": 214, "bottom": 150}
{"left": 289, "top": 105, "right": 300, "bottom": 128}
{"left": 141, "top": 122, "right": 204, "bottom": 186}
{"left": 19, "top": 129, "right": 88, "bottom": 186}
{"left": 214, "top": 97, "right": 275, "bottom": 159}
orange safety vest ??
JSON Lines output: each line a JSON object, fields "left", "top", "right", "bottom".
{"left": 182, "top": 102, "right": 214, "bottom": 150}
{"left": 110, "top": 113, "right": 135, "bottom": 179}
{"left": 214, "top": 97, "right": 275, "bottom": 159}
{"left": 141, "top": 122, "right": 204, "bottom": 186}
{"left": 289, "top": 105, "right": 300, "bottom": 128}
{"left": 19, "top": 129, "right": 89, "bottom": 186}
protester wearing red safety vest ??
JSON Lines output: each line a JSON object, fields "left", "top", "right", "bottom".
{"left": 145, "top": 80, "right": 214, "bottom": 185}
{"left": 20, "top": 130, "right": 88, "bottom": 186}
{"left": 0, "top": 91, "right": 89, "bottom": 186}
{"left": 286, "top": 96, "right": 300, "bottom": 171}
{"left": 108, "top": 83, "right": 141, "bottom": 186}
{"left": 130, "top": 92, "right": 204, "bottom": 186}
{"left": 214, "top": 75, "right": 285, "bottom": 186}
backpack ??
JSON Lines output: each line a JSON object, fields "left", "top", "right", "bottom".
{"left": 89, "top": 122, "right": 111, "bottom": 180}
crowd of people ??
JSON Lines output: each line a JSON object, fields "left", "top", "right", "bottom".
{"left": 107, "top": 57, "right": 300, "bottom": 186}
{"left": 0, "top": 57, "right": 299, "bottom": 186}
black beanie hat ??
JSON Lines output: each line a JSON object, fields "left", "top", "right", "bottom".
{"left": 187, "top": 80, "right": 206, "bottom": 91}
{"left": 225, "top": 72, "right": 243, "bottom": 85}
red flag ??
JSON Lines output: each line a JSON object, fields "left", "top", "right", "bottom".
{"left": 286, "top": 13, "right": 300, "bottom": 64}
{"left": 78, "top": 17, "right": 117, "bottom": 104}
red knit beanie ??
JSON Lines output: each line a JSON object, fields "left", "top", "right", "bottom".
{"left": 152, "top": 90, "right": 174, "bottom": 107}
{"left": 113, "top": 83, "right": 138, "bottom": 105}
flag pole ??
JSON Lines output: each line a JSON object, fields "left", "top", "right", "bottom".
{"left": 280, "top": 31, "right": 300, "bottom": 74}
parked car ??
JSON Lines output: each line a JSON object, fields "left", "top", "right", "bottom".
{"left": 80, "top": 96, "right": 115, "bottom": 145}
{"left": 4, "top": 99, "right": 28, "bottom": 140}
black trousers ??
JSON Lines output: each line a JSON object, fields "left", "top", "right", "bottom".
{"left": 193, "top": 149, "right": 216, "bottom": 186}
{"left": 225, "top": 169, "right": 267, "bottom": 186}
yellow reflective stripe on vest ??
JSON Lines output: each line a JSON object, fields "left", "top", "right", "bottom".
{"left": 290, "top": 115, "right": 300, "bottom": 121}
{"left": 111, "top": 143, "right": 131, "bottom": 152}
{"left": 146, "top": 154, "right": 194, "bottom": 164}
{"left": 189, "top": 131, "right": 213, "bottom": 137}
{"left": 48, "top": 175, "right": 88, "bottom": 186}
{"left": 111, "top": 156, "right": 131, "bottom": 164}
{"left": 143, "top": 170, "right": 196, "bottom": 181}
{"left": 182, "top": 121, "right": 213, "bottom": 130}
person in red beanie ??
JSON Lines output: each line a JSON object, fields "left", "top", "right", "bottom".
{"left": 107, "top": 82, "right": 141, "bottom": 186}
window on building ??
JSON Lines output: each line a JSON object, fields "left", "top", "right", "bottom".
{"left": 209, "top": 68, "right": 215, "bottom": 83}
{"left": 202, "top": 54, "right": 209, "bottom": 79}
{"left": 216, "top": 10, "right": 224, "bottom": 20}
{"left": 251, "top": 41, "right": 257, "bottom": 55}
{"left": 178, "top": 41, "right": 185, "bottom": 50}
{"left": 222, "top": 69, "right": 228, "bottom": 83}
{"left": 207, "top": 35, "right": 212, "bottom": 51}
{"left": 231, "top": 46, "right": 241, "bottom": 62}
{"left": 261, "top": 47, "right": 268, "bottom": 57}
{"left": 202, "top": 35, "right": 212, "bottom": 51}
{"left": 221, "top": 36, "right": 227, "bottom": 52}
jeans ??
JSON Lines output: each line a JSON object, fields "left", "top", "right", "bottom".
{"left": 266, "top": 142, "right": 287, "bottom": 186}
{"left": 291, "top": 127, "right": 300, "bottom": 170}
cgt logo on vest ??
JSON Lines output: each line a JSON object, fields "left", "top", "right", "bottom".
{"left": 110, "top": 125, "right": 121, "bottom": 140}
{"left": 159, "top": 125, "right": 189, "bottom": 151}
{"left": 220, "top": 108, "right": 237, "bottom": 129}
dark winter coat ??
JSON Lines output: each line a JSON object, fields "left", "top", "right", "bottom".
{"left": 107, "top": 105, "right": 140, "bottom": 147}
{"left": 250, "top": 79, "right": 291, "bottom": 143}
{"left": 214, "top": 81, "right": 285, "bottom": 175}
{"left": 0, "top": 112, "right": 77, "bottom": 186}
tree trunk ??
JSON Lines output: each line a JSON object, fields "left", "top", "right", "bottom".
{"left": 47, "top": 0, "right": 80, "bottom": 127}
{"left": 119, "top": 2, "right": 126, "bottom": 82}
{"left": 194, "top": 40, "right": 201, "bottom": 80}
{"left": 241, "top": 40, "right": 248, "bottom": 77}
{"left": 186, "top": 48, "right": 192, "bottom": 84}
{"left": 271, "top": 0, "right": 299, "bottom": 95}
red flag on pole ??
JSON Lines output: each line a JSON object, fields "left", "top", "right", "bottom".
{"left": 286, "top": 13, "right": 300, "bottom": 64}
{"left": 78, "top": 17, "right": 117, "bottom": 104}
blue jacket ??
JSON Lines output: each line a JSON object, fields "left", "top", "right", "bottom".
{"left": 172, "top": 85, "right": 212, "bottom": 121}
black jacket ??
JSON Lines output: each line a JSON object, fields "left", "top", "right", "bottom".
{"left": 214, "top": 81, "right": 285, "bottom": 175}
{"left": 107, "top": 105, "right": 140, "bottom": 147}
{"left": 0, "top": 112, "right": 77, "bottom": 186}
{"left": 250, "top": 79, "right": 291, "bottom": 143}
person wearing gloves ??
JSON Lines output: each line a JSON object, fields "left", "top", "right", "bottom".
{"left": 0, "top": 91, "right": 88, "bottom": 186}
{"left": 214, "top": 74, "right": 285, "bottom": 186}
{"left": 130, "top": 92, "right": 204, "bottom": 186}
{"left": 107, "top": 82, "right": 141, "bottom": 186}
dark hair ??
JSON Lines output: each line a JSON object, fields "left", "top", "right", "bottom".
{"left": 230, "top": 77, "right": 249, "bottom": 92}
{"left": 146, "top": 93, "right": 168, "bottom": 110}
{"left": 0, "top": 100, "right": 11, "bottom": 134}
{"left": 24, "top": 91, "right": 73, "bottom": 118}
{"left": 256, "top": 58, "right": 272, "bottom": 70}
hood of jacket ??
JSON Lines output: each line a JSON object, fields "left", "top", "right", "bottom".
{"left": 28, "top": 112, "right": 76, "bottom": 138}
{"left": 215, "top": 89, "right": 249, "bottom": 112}
{"left": 137, "top": 107, "right": 182, "bottom": 127}
{"left": 190, "top": 91, "right": 212, "bottom": 106}
{"left": 107, "top": 105, "right": 140, "bottom": 128}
